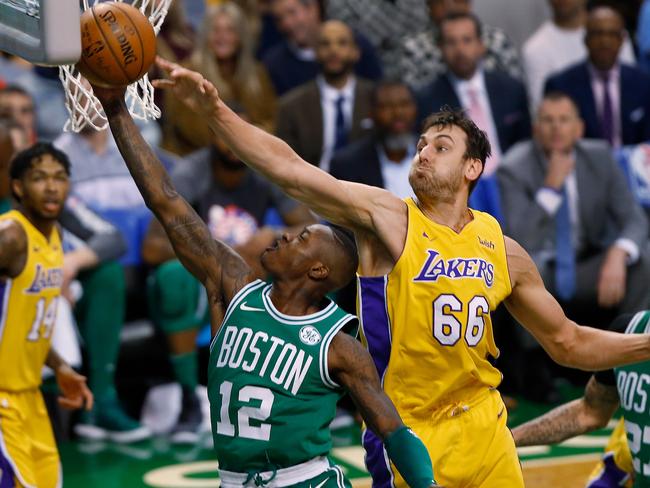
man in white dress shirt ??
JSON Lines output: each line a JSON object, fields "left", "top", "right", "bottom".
{"left": 276, "top": 20, "right": 374, "bottom": 171}
{"left": 522, "top": 0, "right": 635, "bottom": 111}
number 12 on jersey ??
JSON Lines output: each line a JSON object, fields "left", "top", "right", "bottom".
{"left": 216, "top": 381, "right": 275, "bottom": 441}
{"left": 432, "top": 294, "right": 489, "bottom": 347}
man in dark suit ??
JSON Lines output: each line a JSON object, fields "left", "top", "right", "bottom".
{"left": 415, "top": 12, "right": 531, "bottom": 167}
{"left": 330, "top": 80, "right": 417, "bottom": 198}
{"left": 498, "top": 91, "right": 650, "bottom": 402}
{"left": 544, "top": 6, "right": 650, "bottom": 147}
{"left": 276, "top": 20, "right": 374, "bottom": 171}
{"left": 263, "top": 0, "right": 382, "bottom": 96}
{"left": 499, "top": 91, "right": 650, "bottom": 324}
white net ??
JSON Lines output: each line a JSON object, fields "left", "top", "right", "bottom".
{"left": 59, "top": 0, "right": 171, "bottom": 132}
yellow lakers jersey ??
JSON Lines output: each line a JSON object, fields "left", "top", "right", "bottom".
{"left": 0, "top": 210, "right": 63, "bottom": 391}
{"left": 358, "top": 199, "right": 511, "bottom": 419}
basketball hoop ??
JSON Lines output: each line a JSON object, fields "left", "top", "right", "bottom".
{"left": 59, "top": 0, "right": 171, "bottom": 132}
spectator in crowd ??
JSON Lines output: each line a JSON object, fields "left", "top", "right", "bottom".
{"left": 400, "top": 0, "right": 522, "bottom": 91}
{"left": 499, "top": 91, "right": 650, "bottom": 320}
{"left": 498, "top": 92, "right": 650, "bottom": 399}
{"left": 523, "top": 0, "right": 635, "bottom": 111}
{"left": 53, "top": 124, "right": 144, "bottom": 213}
{"left": 325, "top": 0, "right": 429, "bottom": 78}
{"left": 545, "top": 6, "right": 650, "bottom": 148}
{"left": 0, "top": 85, "right": 36, "bottom": 143}
{"left": 276, "top": 20, "right": 374, "bottom": 171}
{"left": 263, "top": 0, "right": 382, "bottom": 96}
{"left": 330, "top": 80, "right": 416, "bottom": 199}
{"left": 415, "top": 13, "right": 530, "bottom": 181}
{"left": 163, "top": 3, "right": 277, "bottom": 155}
{"left": 142, "top": 118, "right": 316, "bottom": 442}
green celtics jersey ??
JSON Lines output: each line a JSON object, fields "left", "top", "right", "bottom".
{"left": 614, "top": 310, "right": 650, "bottom": 486}
{"left": 208, "top": 279, "right": 358, "bottom": 472}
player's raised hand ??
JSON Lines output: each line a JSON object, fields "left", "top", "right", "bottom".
{"left": 153, "top": 56, "right": 221, "bottom": 117}
{"left": 55, "top": 364, "right": 94, "bottom": 411}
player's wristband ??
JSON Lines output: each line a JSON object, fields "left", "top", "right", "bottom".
{"left": 384, "top": 426, "right": 435, "bottom": 488}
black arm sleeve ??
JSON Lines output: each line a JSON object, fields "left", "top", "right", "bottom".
{"left": 593, "top": 313, "right": 637, "bottom": 387}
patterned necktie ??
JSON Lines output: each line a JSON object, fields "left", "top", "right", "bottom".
{"left": 599, "top": 71, "right": 614, "bottom": 146}
{"left": 466, "top": 86, "right": 499, "bottom": 175}
{"left": 555, "top": 185, "right": 576, "bottom": 301}
{"left": 334, "top": 95, "right": 348, "bottom": 151}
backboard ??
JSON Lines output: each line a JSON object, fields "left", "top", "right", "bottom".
{"left": 0, "top": 0, "right": 81, "bottom": 65}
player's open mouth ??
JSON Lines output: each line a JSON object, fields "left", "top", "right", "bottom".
{"left": 43, "top": 201, "right": 60, "bottom": 212}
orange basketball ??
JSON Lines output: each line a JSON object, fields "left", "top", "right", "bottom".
{"left": 76, "top": 2, "right": 156, "bottom": 88}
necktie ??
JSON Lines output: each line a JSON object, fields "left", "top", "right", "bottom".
{"left": 555, "top": 186, "right": 576, "bottom": 301}
{"left": 599, "top": 72, "right": 614, "bottom": 146}
{"left": 334, "top": 95, "right": 348, "bottom": 151}
{"left": 466, "top": 86, "right": 498, "bottom": 175}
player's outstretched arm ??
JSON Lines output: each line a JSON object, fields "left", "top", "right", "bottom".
{"left": 328, "top": 332, "right": 438, "bottom": 488}
{"left": 153, "top": 58, "right": 404, "bottom": 235}
{"left": 504, "top": 237, "right": 650, "bottom": 370}
{"left": 92, "top": 86, "right": 254, "bottom": 306}
{"left": 512, "top": 377, "right": 619, "bottom": 447}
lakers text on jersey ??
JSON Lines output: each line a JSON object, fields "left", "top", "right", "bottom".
{"left": 0, "top": 210, "right": 63, "bottom": 391}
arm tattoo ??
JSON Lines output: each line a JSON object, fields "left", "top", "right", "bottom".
{"left": 162, "top": 179, "right": 179, "bottom": 200}
{"left": 331, "top": 333, "right": 402, "bottom": 439}
{"left": 513, "top": 377, "right": 619, "bottom": 447}
{"left": 512, "top": 400, "right": 584, "bottom": 447}
{"left": 103, "top": 100, "right": 252, "bottom": 299}
{"left": 167, "top": 213, "right": 214, "bottom": 259}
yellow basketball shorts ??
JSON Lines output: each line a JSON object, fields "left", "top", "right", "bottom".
{"left": 586, "top": 417, "right": 633, "bottom": 487}
{"left": 373, "top": 389, "right": 524, "bottom": 488}
{"left": 0, "top": 389, "right": 60, "bottom": 488}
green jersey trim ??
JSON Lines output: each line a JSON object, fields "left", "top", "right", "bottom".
{"left": 319, "top": 314, "right": 358, "bottom": 389}
{"left": 625, "top": 311, "right": 650, "bottom": 334}
{"left": 328, "top": 464, "right": 347, "bottom": 488}
{"left": 209, "top": 279, "right": 266, "bottom": 353}
{"left": 261, "top": 284, "right": 338, "bottom": 325}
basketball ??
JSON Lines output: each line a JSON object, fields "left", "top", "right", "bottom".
{"left": 76, "top": 2, "right": 156, "bottom": 88}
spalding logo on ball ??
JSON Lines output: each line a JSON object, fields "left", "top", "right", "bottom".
{"left": 76, "top": 2, "right": 156, "bottom": 88}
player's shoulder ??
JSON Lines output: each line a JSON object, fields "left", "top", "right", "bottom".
{"left": 0, "top": 214, "right": 27, "bottom": 243}
{"left": 0, "top": 216, "right": 28, "bottom": 267}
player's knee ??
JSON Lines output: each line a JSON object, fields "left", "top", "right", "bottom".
{"left": 151, "top": 260, "right": 200, "bottom": 332}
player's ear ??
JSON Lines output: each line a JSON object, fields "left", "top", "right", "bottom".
{"left": 11, "top": 179, "right": 24, "bottom": 201}
{"left": 466, "top": 157, "right": 483, "bottom": 182}
{"left": 308, "top": 263, "right": 329, "bottom": 281}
